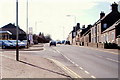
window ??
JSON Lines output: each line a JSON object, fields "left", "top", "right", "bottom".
{"left": 105, "top": 34, "right": 108, "bottom": 42}
{"left": 111, "top": 32, "right": 115, "bottom": 41}
{"left": 73, "top": 32, "right": 76, "bottom": 37}
{"left": 103, "top": 23, "right": 107, "bottom": 29}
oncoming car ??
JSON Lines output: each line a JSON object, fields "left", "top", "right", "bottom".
{"left": 49, "top": 40, "right": 56, "bottom": 46}
{"left": 65, "top": 41, "right": 70, "bottom": 45}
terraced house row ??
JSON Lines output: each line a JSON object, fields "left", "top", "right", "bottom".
{"left": 67, "top": 2, "right": 120, "bottom": 48}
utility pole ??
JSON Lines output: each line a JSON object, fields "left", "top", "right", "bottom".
{"left": 16, "top": 0, "right": 19, "bottom": 61}
{"left": 26, "top": 0, "right": 29, "bottom": 48}
{"left": 63, "top": 26, "right": 65, "bottom": 40}
{"left": 66, "top": 15, "right": 77, "bottom": 44}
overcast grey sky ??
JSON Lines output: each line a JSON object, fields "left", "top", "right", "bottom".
{"left": 0, "top": 0, "right": 120, "bottom": 40}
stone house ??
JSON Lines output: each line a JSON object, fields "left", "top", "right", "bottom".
{"left": 67, "top": 23, "right": 80, "bottom": 45}
{"left": 0, "top": 23, "right": 27, "bottom": 40}
{"left": 83, "top": 25, "right": 92, "bottom": 46}
{"left": 0, "top": 31, "right": 12, "bottom": 40}
{"left": 101, "top": 19, "right": 120, "bottom": 43}
{"left": 91, "top": 2, "right": 120, "bottom": 44}
{"left": 67, "top": 31, "right": 73, "bottom": 44}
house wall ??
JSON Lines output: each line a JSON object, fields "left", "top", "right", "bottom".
{"left": 84, "top": 33, "right": 91, "bottom": 46}
{"left": 72, "top": 38, "right": 76, "bottom": 45}
{"left": 118, "top": 1, "right": 120, "bottom": 12}
{"left": 80, "top": 36, "right": 84, "bottom": 46}
{"left": 101, "top": 29, "right": 116, "bottom": 43}
{"left": 91, "top": 25, "right": 97, "bottom": 43}
{"left": 67, "top": 32, "right": 73, "bottom": 44}
{"left": 97, "top": 23, "right": 102, "bottom": 43}
{"left": 0, "top": 33, "right": 10, "bottom": 40}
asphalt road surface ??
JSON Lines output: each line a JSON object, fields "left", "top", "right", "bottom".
{"left": 1, "top": 44, "right": 119, "bottom": 78}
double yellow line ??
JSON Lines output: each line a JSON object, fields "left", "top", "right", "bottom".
{"left": 47, "top": 58, "right": 82, "bottom": 78}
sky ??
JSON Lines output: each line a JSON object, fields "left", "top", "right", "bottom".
{"left": 0, "top": 0, "right": 120, "bottom": 40}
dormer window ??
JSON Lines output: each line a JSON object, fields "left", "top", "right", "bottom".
{"left": 103, "top": 23, "right": 107, "bottom": 28}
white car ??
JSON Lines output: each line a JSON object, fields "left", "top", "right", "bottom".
{"left": 0, "top": 40, "right": 15, "bottom": 49}
{"left": 8, "top": 40, "right": 26, "bottom": 48}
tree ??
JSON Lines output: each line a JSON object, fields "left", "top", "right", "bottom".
{"left": 33, "top": 34, "right": 38, "bottom": 44}
{"left": 45, "top": 34, "right": 52, "bottom": 43}
{"left": 39, "top": 32, "right": 42, "bottom": 36}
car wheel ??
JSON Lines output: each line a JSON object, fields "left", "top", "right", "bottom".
{"left": 2, "top": 45, "right": 6, "bottom": 49}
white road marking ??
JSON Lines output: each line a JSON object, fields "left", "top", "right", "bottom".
{"left": 79, "top": 67, "right": 83, "bottom": 70}
{"left": 84, "top": 71, "right": 90, "bottom": 74}
{"left": 79, "top": 46, "right": 118, "bottom": 55}
{"left": 56, "top": 50, "right": 60, "bottom": 53}
{"left": 91, "top": 75, "right": 96, "bottom": 78}
{"left": 48, "top": 58, "right": 82, "bottom": 78}
{"left": 75, "top": 64, "right": 79, "bottom": 67}
{"left": 106, "top": 58, "right": 119, "bottom": 63}
{"left": 54, "top": 49, "right": 96, "bottom": 78}
{"left": 92, "top": 53, "right": 119, "bottom": 63}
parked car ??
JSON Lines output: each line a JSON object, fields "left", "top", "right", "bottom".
{"left": 8, "top": 40, "right": 26, "bottom": 48}
{"left": 49, "top": 40, "right": 56, "bottom": 46}
{"left": 0, "top": 40, "right": 15, "bottom": 49}
{"left": 22, "top": 40, "right": 27, "bottom": 45}
{"left": 57, "top": 41, "right": 61, "bottom": 44}
{"left": 65, "top": 41, "right": 70, "bottom": 45}
{"left": 61, "top": 40, "right": 65, "bottom": 44}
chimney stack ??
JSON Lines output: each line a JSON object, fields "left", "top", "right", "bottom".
{"left": 100, "top": 11, "right": 105, "bottom": 19}
{"left": 111, "top": 2, "right": 118, "bottom": 12}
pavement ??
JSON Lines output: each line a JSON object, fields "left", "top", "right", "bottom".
{"left": 0, "top": 43, "right": 70, "bottom": 78}
{"left": 73, "top": 45, "right": 119, "bottom": 55}
{"left": 21, "top": 44, "right": 44, "bottom": 51}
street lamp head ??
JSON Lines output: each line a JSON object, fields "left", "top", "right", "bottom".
{"left": 66, "top": 15, "right": 72, "bottom": 17}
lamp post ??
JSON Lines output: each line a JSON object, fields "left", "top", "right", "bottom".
{"left": 63, "top": 26, "right": 65, "bottom": 40}
{"left": 26, "top": 0, "right": 29, "bottom": 48}
{"left": 66, "top": 15, "right": 77, "bottom": 44}
{"left": 66, "top": 15, "right": 77, "bottom": 35}
{"left": 66, "top": 15, "right": 76, "bottom": 25}
{"left": 16, "top": 0, "right": 19, "bottom": 61}
{"left": 35, "top": 21, "right": 42, "bottom": 34}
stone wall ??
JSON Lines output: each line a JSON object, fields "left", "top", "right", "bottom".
{"left": 87, "top": 43, "right": 104, "bottom": 48}
{"left": 88, "top": 43, "right": 97, "bottom": 48}
{"left": 98, "top": 43, "right": 104, "bottom": 48}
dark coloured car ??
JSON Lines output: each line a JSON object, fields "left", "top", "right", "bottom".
{"left": 50, "top": 41, "right": 56, "bottom": 46}
{"left": 65, "top": 41, "right": 70, "bottom": 45}
{"left": 57, "top": 41, "right": 61, "bottom": 44}
{"left": 61, "top": 40, "right": 65, "bottom": 44}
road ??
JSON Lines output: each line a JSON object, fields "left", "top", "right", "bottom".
{"left": 18, "top": 43, "right": 119, "bottom": 78}
{"left": 1, "top": 44, "right": 119, "bottom": 78}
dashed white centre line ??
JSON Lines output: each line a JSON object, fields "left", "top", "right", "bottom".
{"left": 84, "top": 71, "right": 90, "bottom": 74}
{"left": 106, "top": 58, "right": 119, "bottom": 63}
{"left": 91, "top": 75, "right": 96, "bottom": 79}
{"left": 54, "top": 48, "right": 96, "bottom": 78}
{"left": 75, "top": 64, "right": 79, "bottom": 67}
{"left": 79, "top": 67, "right": 83, "bottom": 70}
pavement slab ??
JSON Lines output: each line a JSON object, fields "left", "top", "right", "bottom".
{"left": 1, "top": 52, "right": 70, "bottom": 78}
